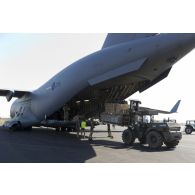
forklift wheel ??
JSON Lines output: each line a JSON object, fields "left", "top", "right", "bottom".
{"left": 138, "top": 138, "right": 146, "bottom": 145}
{"left": 122, "top": 129, "right": 135, "bottom": 145}
{"left": 88, "top": 137, "right": 93, "bottom": 141}
{"left": 146, "top": 131, "right": 163, "bottom": 149}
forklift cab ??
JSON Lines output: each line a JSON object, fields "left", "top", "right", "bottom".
{"left": 130, "top": 100, "right": 141, "bottom": 112}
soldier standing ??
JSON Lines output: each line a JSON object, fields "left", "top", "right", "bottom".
{"left": 88, "top": 117, "right": 95, "bottom": 141}
{"left": 76, "top": 119, "right": 80, "bottom": 138}
{"left": 80, "top": 119, "right": 87, "bottom": 139}
{"left": 107, "top": 123, "right": 113, "bottom": 138}
{"left": 73, "top": 115, "right": 80, "bottom": 138}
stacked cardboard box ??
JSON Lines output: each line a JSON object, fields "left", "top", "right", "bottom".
{"left": 105, "top": 103, "right": 129, "bottom": 114}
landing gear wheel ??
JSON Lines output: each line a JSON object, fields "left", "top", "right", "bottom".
{"left": 165, "top": 141, "right": 179, "bottom": 148}
{"left": 56, "top": 127, "right": 60, "bottom": 132}
{"left": 61, "top": 127, "right": 66, "bottom": 131}
{"left": 146, "top": 131, "right": 163, "bottom": 149}
{"left": 10, "top": 124, "right": 19, "bottom": 131}
{"left": 23, "top": 126, "right": 32, "bottom": 131}
{"left": 122, "top": 128, "right": 135, "bottom": 145}
{"left": 185, "top": 127, "right": 193, "bottom": 134}
{"left": 67, "top": 128, "right": 72, "bottom": 132}
{"left": 10, "top": 122, "right": 22, "bottom": 131}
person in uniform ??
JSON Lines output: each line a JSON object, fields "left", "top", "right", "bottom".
{"left": 107, "top": 123, "right": 113, "bottom": 138}
{"left": 80, "top": 119, "right": 87, "bottom": 139}
{"left": 88, "top": 117, "right": 95, "bottom": 141}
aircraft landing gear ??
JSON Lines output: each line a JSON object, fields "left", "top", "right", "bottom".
{"left": 55, "top": 127, "right": 60, "bottom": 132}
{"left": 10, "top": 122, "right": 22, "bottom": 131}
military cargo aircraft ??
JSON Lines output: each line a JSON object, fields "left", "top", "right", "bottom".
{"left": 0, "top": 33, "right": 195, "bottom": 130}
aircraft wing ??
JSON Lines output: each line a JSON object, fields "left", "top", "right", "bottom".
{"left": 71, "top": 58, "right": 148, "bottom": 102}
{"left": 88, "top": 58, "right": 147, "bottom": 86}
{"left": 139, "top": 100, "right": 181, "bottom": 115}
{"left": 0, "top": 89, "right": 31, "bottom": 102}
{"left": 71, "top": 60, "right": 173, "bottom": 104}
{"left": 139, "top": 67, "right": 172, "bottom": 93}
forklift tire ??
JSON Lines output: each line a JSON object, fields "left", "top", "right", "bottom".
{"left": 165, "top": 141, "right": 179, "bottom": 148}
{"left": 138, "top": 138, "right": 146, "bottom": 145}
{"left": 122, "top": 129, "right": 135, "bottom": 145}
{"left": 146, "top": 131, "right": 163, "bottom": 149}
{"left": 185, "top": 127, "right": 193, "bottom": 134}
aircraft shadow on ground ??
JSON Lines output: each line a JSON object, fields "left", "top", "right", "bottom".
{"left": 0, "top": 127, "right": 96, "bottom": 163}
{"left": 0, "top": 127, "right": 173, "bottom": 163}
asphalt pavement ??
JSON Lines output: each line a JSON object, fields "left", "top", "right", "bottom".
{"left": 0, "top": 125, "right": 194, "bottom": 163}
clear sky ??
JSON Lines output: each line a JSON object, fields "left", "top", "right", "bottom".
{"left": 0, "top": 33, "right": 195, "bottom": 122}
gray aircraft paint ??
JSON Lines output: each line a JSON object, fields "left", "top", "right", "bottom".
{"left": 2, "top": 33, "right": 195, "bottom": 128}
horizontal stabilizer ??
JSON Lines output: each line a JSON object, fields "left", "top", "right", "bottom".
{"left": 102, "top": 33, "right": 157, "bottom": 49}
{"left": 0, "top": 89, "right": 31, "bottom": 101}
{"left": 88, "top": 58, "right": 147, "bottom": 86}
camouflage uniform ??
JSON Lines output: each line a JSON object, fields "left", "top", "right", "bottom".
{"left": 107, "top": 123, "right": 113, "bottom": 138}
{"left": 88, "top": 118, "right": 95, "bottom": 141}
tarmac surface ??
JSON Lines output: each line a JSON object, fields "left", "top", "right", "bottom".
{"left": 0, "top": 125, "right": 194, "bottom": 163}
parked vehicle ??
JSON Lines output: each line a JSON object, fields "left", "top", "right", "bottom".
{"left": 185, "top": 120, "right": 195, "bottom": 134}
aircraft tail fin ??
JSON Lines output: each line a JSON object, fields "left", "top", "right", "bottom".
{"left": 102, "top": 33, "right": 157, "bottom": 49}
{"left": 170, "top": 100, "right": 181, "bottom": 113}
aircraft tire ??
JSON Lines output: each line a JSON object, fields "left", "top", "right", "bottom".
{"left": 10, "top": 122, "right": 22, "bottom": 131}
{"left": 10, "top": 124, "right": 18, "bottom": 131}
{"left": 56, "top": 127, "right": 60, "bottom": 132}
{"left": 61, "top": 127, "right": 66, "bottom": 131}
{"left": 67, "top": 128, "right": 72, "bottom": 132}
{"left": 23, "top": 126, "right": 32, "bottom": 131}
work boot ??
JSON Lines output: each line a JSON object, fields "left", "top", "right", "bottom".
{"left": 88, "top": 136, "right": 93, "bottom": 141}
{"left": 108, "top": 133, "right": 114, "bottom": 139}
